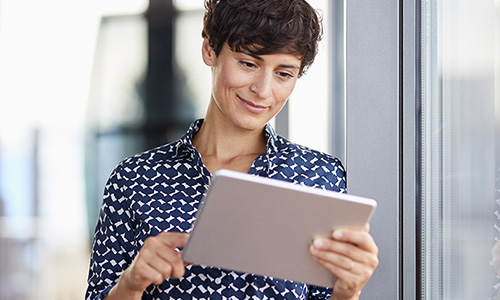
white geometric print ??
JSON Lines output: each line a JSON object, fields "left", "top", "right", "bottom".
{"left": 86, "top": 119, "right": 346, "bottom": 300}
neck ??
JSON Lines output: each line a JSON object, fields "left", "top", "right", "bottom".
{"left": 192, "top": 118, "right": 267, "bottom": 161}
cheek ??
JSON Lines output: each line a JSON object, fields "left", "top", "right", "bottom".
{"left": 214, "top": 65, "right": 245, "bottom": 91}
{"left": 276, "top": 82, "right": 297, "bottom": 103}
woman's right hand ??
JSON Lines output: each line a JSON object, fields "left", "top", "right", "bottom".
{"left": 105, "top": 232, "right": 189, "bottom": 300}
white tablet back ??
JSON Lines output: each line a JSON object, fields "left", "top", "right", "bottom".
{"left": 182, "top": 169, "right": 376, "bottom": 288}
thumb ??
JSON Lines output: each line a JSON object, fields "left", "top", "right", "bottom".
{"left": 158, "top": 232, "right": 189, "bottom": 249}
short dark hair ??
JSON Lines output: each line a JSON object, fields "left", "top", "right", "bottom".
{"left": 202, "top": 0, "right": 323, "bottom": 77}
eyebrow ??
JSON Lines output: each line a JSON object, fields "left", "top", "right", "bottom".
{"left": 243, "top": 51, "right": 300, "bottom": 70}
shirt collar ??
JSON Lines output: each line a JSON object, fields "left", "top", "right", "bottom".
{"left": 176, "top": 119, "right": 279, "bottom": 156}
{"left": 264, "top": 123, "right": 279, "bottom": 154}
{"left": 176, "top": 119, "right": 204, "bottom": 157}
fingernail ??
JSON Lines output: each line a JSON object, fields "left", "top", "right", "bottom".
{"left": 313, "top": 239, "right": 324, "bottom": 248}
{"left": 333, "top": 231, "right": 343, "bottom": 239}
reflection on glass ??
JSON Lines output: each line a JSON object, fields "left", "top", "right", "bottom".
{"left": 421, "top": 0, "right": 500, "bottom": 299}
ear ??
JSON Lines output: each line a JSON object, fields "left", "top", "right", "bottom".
{"left": 202, "top": 39, "right": 216, "bottom": 66}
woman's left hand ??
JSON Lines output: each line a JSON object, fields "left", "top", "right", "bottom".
{"left": 309, "top": 224, "right": 379, "bottom": 300}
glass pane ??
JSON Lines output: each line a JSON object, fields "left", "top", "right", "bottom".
{"left": 421, "top": 0, "right": 500, "bottom": 299}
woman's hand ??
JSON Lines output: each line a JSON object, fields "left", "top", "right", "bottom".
{"left": 105, "top": 232, "right": 189, "bottom": 300}
{"left": 492, "top": 239, "right": 500, "bottom": 275}
{"left": 309, "top": 224, "right": 379, "bottom": 300}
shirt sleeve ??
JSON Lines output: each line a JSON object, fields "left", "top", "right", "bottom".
{"left": 307, "top": 285, "right": 333, "bottom": 299}
{"left": 86, "top": 164, "right": 136, "bottom": 300}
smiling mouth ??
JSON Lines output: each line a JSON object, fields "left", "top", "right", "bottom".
{"left": 239, "top": 97, "right": 266, "bottom": 108}
{"left": 238, "top": 96, "right": 269, "bottom": 114}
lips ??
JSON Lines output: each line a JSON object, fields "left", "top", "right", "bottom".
{"left": 238, "top": 96, "right": 268, "bottom": 114}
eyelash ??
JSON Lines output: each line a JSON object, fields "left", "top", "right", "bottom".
{"left": 240, "top": 61, "right": 256, "bottom": 69}
{"left": 278, "top": 72, "right": 294, "bottom": 79}
{"left": 239, "top": 61, "right": 295, "bottom": 79}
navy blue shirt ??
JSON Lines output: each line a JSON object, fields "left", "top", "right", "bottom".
{"left": 86, "top": 119, "right": 346, "bottom": 300}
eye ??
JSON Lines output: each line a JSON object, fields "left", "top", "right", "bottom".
{"left": 239, "top": 61, "right": 257, "bottom": 69}
{"left": 277, "top": 71, "right": 294, "bottom": 79}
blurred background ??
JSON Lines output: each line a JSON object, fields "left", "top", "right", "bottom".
{"left": 0, "top": 0, "right": 335, "bottom": 299}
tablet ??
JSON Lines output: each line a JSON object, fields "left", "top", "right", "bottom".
{"left": 182, "top": 169, "right": 377, "bottom": 288}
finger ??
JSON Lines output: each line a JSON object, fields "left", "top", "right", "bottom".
{"left": 312, "top": 254, "right": 373, "bottom": 295}
{"left": 309, "top": 243, "right": 356, "bottom": 272}
{"left": 141, "top": 234, "right": 186, "bottom": 279}
{"left": 154, "top": 246, "right": 183, "bottom": 266}
{"left": 311, "top": 254, "right": 364, "bottom": 293}
{"left": 129, "top": 252, "right": 169, "bottom": 288}
{"left": 143, "top": 251, "right": 177, "bottom": 281}
{"left": 145, "top": 251, "right": 184, "bottom": 281}
{"left": 311, "top": 238, "right": 379, "bottom": 270}
{"left": 165, "top": 251, "right": 185, "bottom": 279}
{"left": 332, "top": 230, "right": 378, "bottom": 254}
{"left": 157, "top": 232, "right": 189, "bottom": 249}
{"left": 312, "top": 238, "right": 366, "bottom": 262}
{"left": 363, "top": 223, "right": 370, "bottom": 233}
{"left": 151, "top": 247, "right": 185, "bottom": 279}
{"left": 150, "top": 265, "right": 172, "bottom": 285}
{"left": 156, "top": 232, "right": 189, "bottom": 278}
{"left": 493, "top": 240, "right": 500, "bottom": 255}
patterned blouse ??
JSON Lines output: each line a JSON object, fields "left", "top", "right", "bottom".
{"left": 86, "top": 119, "right": 347, "bottom": 300}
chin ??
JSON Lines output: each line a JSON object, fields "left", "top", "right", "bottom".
{"left": 231, "top": 115, "right": 270, "bottom": 132}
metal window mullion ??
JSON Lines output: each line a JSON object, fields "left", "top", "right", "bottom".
{"left": 421, "top": 0, "right": 446, "bottom": 299}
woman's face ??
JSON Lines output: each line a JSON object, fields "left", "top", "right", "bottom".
{"left": 202, "top": 40, "right": 301, "bottom": 132}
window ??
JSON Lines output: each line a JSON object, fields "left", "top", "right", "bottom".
{"left": 420, "top": 0, "right": 500, "bottom": 298}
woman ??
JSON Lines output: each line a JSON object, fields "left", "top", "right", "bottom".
{"left": 86, "top": 0, "right": 379, "bottom": 299}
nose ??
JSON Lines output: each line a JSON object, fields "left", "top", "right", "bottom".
{"left": 251, "top": 73, "right": 273, "bottom": 99}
